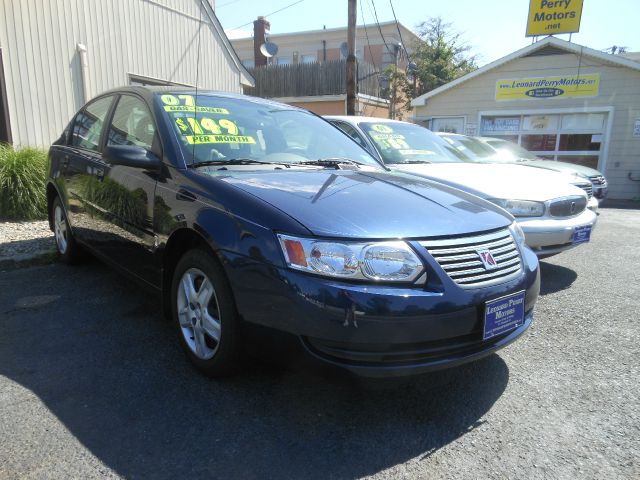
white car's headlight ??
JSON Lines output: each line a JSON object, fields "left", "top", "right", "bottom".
{"left": 277, "top": 234, "right": 424, "bottom": 282}
{"left": 489, "top": 199, "right": 545, "bottom": 217}
{"left": 509, "top": 221, "right": 526, "bottom": 246}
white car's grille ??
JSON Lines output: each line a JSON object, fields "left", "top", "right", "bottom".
{"left": 549, "top": 196, "right": 587, "bottom": 217}
{"left": 420, "top": 228, "right": 522, "bottom": 288}
{"left": 589, "top": 175, "right": 607, "bottom": 187}
{"left": 574, "top": 182, "right": 593, "bottom": 199}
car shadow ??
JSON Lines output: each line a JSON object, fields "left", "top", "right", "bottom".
{"left": 539, "top": 261, "right": 578, "bottom": 296}
{"left": 0, "top": 262, "right": 510, "bottom": 479}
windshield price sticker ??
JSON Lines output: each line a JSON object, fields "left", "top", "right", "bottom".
{"left": 370, "top": 124, "right": 394, "bottom": 133}
{"left": 161, "top": 94, "right": 229, "bottom": 114}
{"left": 174, "top": 116, "right": 255, "bottom": 145}
{"left": 371, "top": 134, "right": 410, "bottom": 150}
{"left": 186, "top": 135, "right": 256, "bottom": 145}
{"left": 371, "top": 133, "right": 405, "bottom": 141}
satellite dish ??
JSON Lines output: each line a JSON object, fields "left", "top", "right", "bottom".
{"left": 260, "top": 42, "right": 279, "bottom": 58}
{"left": 340, "top": 41, "right": 348, "bottom": 58}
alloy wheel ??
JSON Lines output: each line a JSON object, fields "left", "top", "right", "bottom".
{"left": 176, "top": 268, "right": 222, "bottom": 360}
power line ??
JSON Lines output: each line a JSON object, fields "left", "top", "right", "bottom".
{"left": 216, "top": 0, "right": 243, "bottom": 8}
{"left": 359, "top": 0, "right": 379, "bottom": 71}
{"left": 389, "top": 0, "right": 410, "bottom": 61}
{"left": 232, "top": 0, "right": 306, "bottom": 30}
{"left": 369, "top": 0, "right": 394, "bottom": 55}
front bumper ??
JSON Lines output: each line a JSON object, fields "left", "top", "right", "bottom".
{"left": 225, "top": 244, "right": 540, "bottom": 377}
{"left": 587, "top": 196, "right": 599, "bottom": 213}
{"left": 518, "top": 208, "right": 598, "bottom": 257}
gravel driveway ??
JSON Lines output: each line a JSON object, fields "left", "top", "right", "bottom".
{"left": 0, "top": 207, "right": 638, "bottom": 479}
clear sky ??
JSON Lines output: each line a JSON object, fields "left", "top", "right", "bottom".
{"left": 216, "top": 0, "right": 638, "bottom": 65}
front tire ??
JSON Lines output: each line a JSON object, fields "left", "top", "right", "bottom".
{"left": 52, "top": 196, "right": 81, "bottom": 264}
{"left": 171, "top": 249, "right": 240, "bottom": 377}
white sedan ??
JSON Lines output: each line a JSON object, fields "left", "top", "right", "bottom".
{"left": 327, "top": 116, "right": 597, "bottom": 258}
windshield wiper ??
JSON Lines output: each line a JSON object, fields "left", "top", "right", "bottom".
{"left": 190, "top": 159, "right": 279, "bottom": 168}
{"left": 299, "top": 158, "right": 361, "bottom": 169}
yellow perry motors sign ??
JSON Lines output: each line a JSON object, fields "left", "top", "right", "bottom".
{"left": 496, "top": 74, "right": 600, "bottom": 100}
{"left": 526, "top": 0, "right": 583, "bottom": 36}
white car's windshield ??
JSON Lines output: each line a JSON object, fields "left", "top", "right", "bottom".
{"left": 358, "top": 121, "right": 468, "bottom": 165}
{"left": 439, "top": 135, "right": 498, "bottom": 161}
{"left": 486, "top": 139, "right": 539, "bottom": 161}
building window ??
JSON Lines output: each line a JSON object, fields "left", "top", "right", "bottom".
{"left": 301, "top": 54, "right": 316, "bottom": 64}
{"left": 277, "top": 56, "right": 292, "bottom": 65}
{"left": 480, "top": 112, "right": 607, "bottom": 170}
{"left": 431, "top": 117, "right": 464, "bottom": 134}
{"left": 521, "top": 134, "right": 557, "bottom": 151}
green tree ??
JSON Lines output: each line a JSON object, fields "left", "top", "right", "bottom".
{"left": 387, "top": 17, "right": 477, "bottom": 116}
{"left": 412, "top": 17, "right": 478, "bottom": 95}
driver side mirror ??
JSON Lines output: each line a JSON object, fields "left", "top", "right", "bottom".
{"left": 103, "top": 145, "right": 162, "bottom": 170}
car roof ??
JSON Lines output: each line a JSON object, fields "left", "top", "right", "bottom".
{"left": 96, "top": 86, "right": 304, "bottom": 111}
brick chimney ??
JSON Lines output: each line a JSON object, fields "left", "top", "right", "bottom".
{"left": 253, "top": 16, "right": 271, "bottom": 68}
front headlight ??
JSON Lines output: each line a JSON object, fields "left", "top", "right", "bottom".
{"left": 489, "top": 199, "right": 545, "bottom": 217}
{"left": 277, "top": 234, "right": 424, "bottom": 282}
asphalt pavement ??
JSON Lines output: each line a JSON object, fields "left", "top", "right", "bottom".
{"left": 0, "top": 207, "right": 638, "bottom": 480}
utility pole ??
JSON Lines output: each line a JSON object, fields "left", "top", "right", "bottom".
{"left": 346, "top": 0, "right": 357, "bottom": 115}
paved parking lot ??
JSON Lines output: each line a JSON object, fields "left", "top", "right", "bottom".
{"left": 0, "top": 207, "right": 638, "bottom": 480}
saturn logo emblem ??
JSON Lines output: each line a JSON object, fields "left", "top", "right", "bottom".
{"left": 477, "top": 249, "right": 498, "bottom": 270}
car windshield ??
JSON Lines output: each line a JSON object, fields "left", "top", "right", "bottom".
{"left": 438, "top": 135, "right": 498, "bottom": 161}
{"left": 358, "top": 121, "right": 467, "bottom": 164}
{"left": 158, "top": 93, "right": 382, "bottom": 168}
{"left": 485, "top": 139, "right": 539, "bottom": 161}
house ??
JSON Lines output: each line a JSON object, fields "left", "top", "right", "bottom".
{"left": 230, "top": 18, "right": 419, "bottom": 117}
{"left": 410, "top": 36, "right": 640, "bottom": 200}
{"left": 0, "top": 0, "right": 253, "bottom": 147}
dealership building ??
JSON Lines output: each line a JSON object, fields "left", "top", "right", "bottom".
{"left": 411, "top": 37, "right": 640, "bottom": 200}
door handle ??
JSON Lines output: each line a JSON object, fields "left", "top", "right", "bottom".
{"left": 62, "top": 155, "right": 69, "bottom": 167}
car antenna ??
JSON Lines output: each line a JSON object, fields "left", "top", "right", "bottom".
{"left": 191, "top": 0, "right": 204, "bottom": 165}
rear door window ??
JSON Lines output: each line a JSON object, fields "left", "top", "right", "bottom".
{"left": 70, "top": 96, "right": 114, "bottom": 152}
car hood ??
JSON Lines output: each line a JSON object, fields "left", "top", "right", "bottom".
{"left": 390, "top": 163, "right": 587, "bottom": 202}
{"left": 212, "top": 169, "right": 513, "bottom": 238}
{"left": 521, "top": 159, "right": 603, "bottom": 178}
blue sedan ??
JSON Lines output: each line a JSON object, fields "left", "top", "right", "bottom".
{"left": 46, "top": 87, "right": 539, "bottom": 377}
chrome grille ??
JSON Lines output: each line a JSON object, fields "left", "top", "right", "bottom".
{"left": 589, "top": 175, "right": 607, "bottom": 187}
{"left": 420, "top": 228, "right": 522, "bottom": 288}
{"left": 549, "top": 196, "right": 587, "bottom": 217}
{"left": 574, "top": 182, "right": 593, "bottom": 199}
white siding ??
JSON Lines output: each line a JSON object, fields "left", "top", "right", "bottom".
{"left": 0, "top": 0, "right": 247, "bottom": 147}
{"left": 413, "top": 53, "right": 640, "bottom": 200}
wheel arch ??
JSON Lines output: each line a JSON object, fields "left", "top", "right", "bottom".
{"left": 161, "top": 226, "right": 230, "bottom": 320}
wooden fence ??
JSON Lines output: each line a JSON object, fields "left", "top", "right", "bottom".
{"left": 244, "top": 60, "right": 382, "bottom": 99}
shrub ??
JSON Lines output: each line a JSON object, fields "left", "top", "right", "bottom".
{"left": 0, "top": 144, "right": 48, "bottom": 221}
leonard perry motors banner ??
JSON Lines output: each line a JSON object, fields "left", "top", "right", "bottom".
{"left": 495, "top": 74, "right": 600, "bottom": 101}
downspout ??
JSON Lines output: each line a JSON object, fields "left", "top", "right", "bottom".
{"left": 76, "top": 43, "right": 90, "bottom": 102}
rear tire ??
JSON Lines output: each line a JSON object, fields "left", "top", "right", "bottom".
{"left": 52, "top": 196, "right": 81, "bottom": 264}
{"left": 171, "top": 248, "right": 240, "bottom": 377}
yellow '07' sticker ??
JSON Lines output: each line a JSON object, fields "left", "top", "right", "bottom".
{"left": 160, "top": 94, "right": 229, "bottom": 114}
{"left": 186, "top": 135, "right": 256, "bottom": 145}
